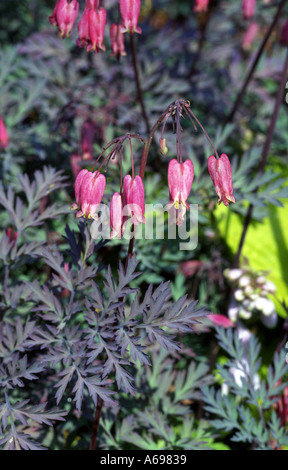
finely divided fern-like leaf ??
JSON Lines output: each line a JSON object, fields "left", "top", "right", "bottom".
{"left": 0, "top": 355, "right": 45, "bottom": 389}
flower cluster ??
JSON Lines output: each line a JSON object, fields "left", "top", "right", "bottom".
{"left": 166, "top": 152, "right": 234, "bottom": 228}
{"left": 49, "top": 0, "right": 142, "bottom": 57}
{"left": 224, "top": 267, "right": 277, "bottom": 328}
{"left": 71, "top": 168, "right": 106, "bottom": 220}
{"left": 71, "top": 167, "right": 145, "bottom": 238}
{"left": 70, "top": 100, "right": 236, "bottom": 238}
{"left": 77, "top": 2, "right": 107, "bottom": 53}
{"left": 159, "top": 100, "right": 235, "bottom": 225}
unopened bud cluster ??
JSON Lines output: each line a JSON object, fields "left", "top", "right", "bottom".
{"left": 225, "top": 268, "right": 277, "bottom": 328}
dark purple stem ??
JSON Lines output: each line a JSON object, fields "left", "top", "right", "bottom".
{"left": 129, "top": 33, "right": 151, "bottom": 135}
{"left": 89, "top": 396, "right": 103, "bottom": 450}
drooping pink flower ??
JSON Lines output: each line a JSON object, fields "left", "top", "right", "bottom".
{"left": 110, "top": 192, "right": 124, "bottom": 238}
{"left": 207, "top": 154, "right": 236, "bottom": 206}
{"left": 194, "top": 0, "right": 209, "bottom": 13}
{"left": 87, "top": 7, "right": 107, "bottom": 52}
{"left": 280, "top": 20, "right": 288, "bottom": 46}
{"left": 120, "top": 0, "right": 142, "bottom": 34}
{"left": 242, "top": 0, "right": 256, "bottom": 20}
{"left": 0, "top": 116, "right": 9, "bottom": 149}
{"left": 71, "top": 168, "right": 106, "bottom": 219}
{"left": 76, "top": 6, "right": 90, "bottom": 48}
{"left": 49, "top": 0, "right": 79, "bottom": 38}
{"left": 110, "top": 24, "right": 127, "bottom": 59}
{"left": 167, "top": 159, "right": 194, "bottom": 226}
{"left": 123, "top": 175, "right": 146, "bottom": 225}
{"left": 76, "top": 2, "right": 106, "bottom": 52}
{"left": 242, "top": 22, "right": 259, "bottom": 50}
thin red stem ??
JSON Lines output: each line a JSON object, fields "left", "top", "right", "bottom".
{"left": 129, "top": 135, "right": 135, "bottom": 179}
{"left": 185, "top": 108, "right": 219, "bottom": 158}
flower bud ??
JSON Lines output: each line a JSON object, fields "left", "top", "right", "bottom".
{"left": 239, "top": 275, "right": 251, "bottom": 288}
{"left": 239, "top": 308, "right": 252, "bottom": 320}
{"left": 262, "top": 299, "right": 275, "bottom": 316}
{"left": 262, "top": 281, "right": 276, "bottom": 294}
{"left": 228, "top": 299, "right": 239, "bottom": 322}
{"left": 249, "top": 293, "right": 258, "bottom": 301}
{"left": 160, "top": 138, "right": 168, "bottom": 155}
{"left": 254, "top": 296, "right": 275, "bottom": 316}
{"left": 234, "top": 289, "right": 245, "bottom": 302}
{"left": 224, "top": 268, "right": 243, "bottom": 281}
{"left": 256, "top": 275, "right": 266, "bottom": 284}
{"left": 244, "top": 285, "right": 254, "bottom": 297}
{"left": 237, "top": 326, "right": 252, "bottom": 344}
